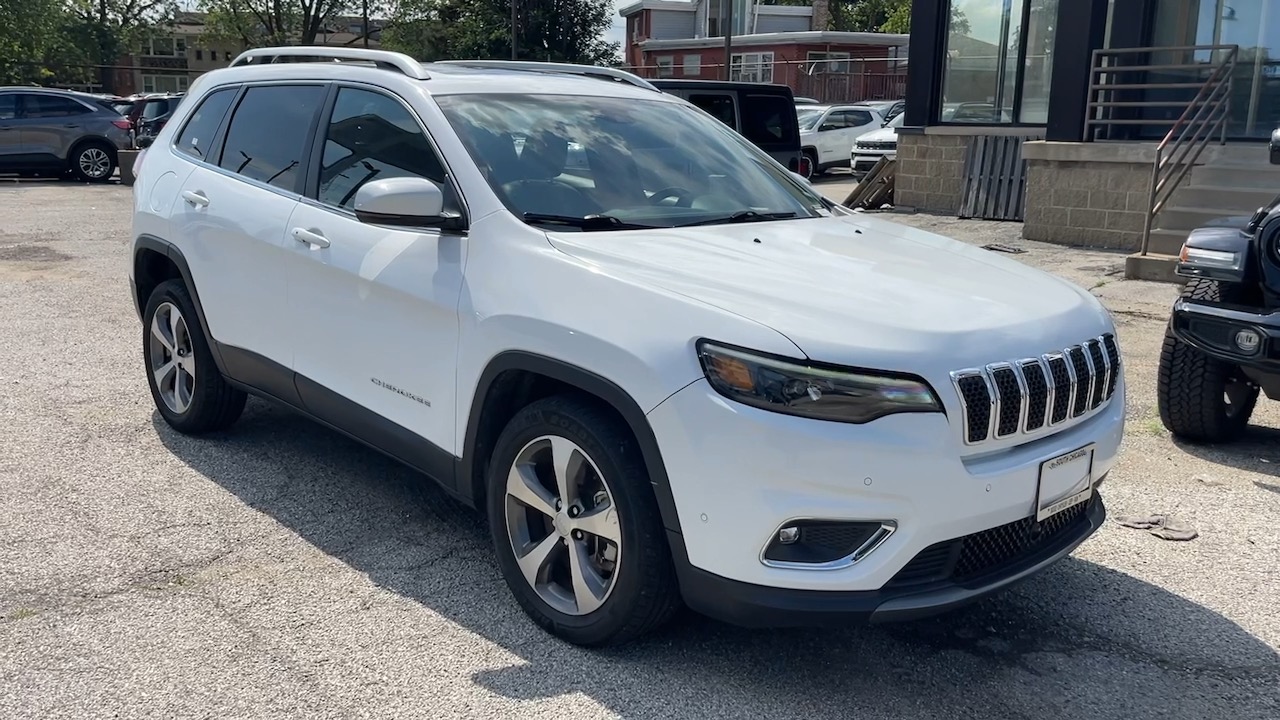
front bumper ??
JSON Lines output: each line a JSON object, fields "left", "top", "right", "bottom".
{"left": 1170, "top": 298, "right": 1280, "bottom": 372}
{"left": 647, "top": 376, "right": 1122, "bottom": 605}
{"left": 851, "top": 150, "right": 895, "bottom": 176}
{"left": 671, "top": 495, "right": 1105, "bottom": 626}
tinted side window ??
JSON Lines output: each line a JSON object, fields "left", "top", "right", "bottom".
{"left": 218, "top": 85, "right": 325, "bottom": 191}
{"left": 23, "top": 95, "right": 91, "bottom": 118}
{"left": 143, "top": 100, "right": 171, "bottom": 120}
{"left": 174, "top": 87, "right": 237, "bottom": 161}
{"left": 317, "top": 87, "right": 449, "bottom": 210}
{"left": 847, "top": 110, "right": 873, "bottom": 127}
{"left": 0, "top": 94, "right": 16, "bottom": 120}
{"left": 740, "top": 93, "right": 796, "bottom": 147}
{"left": 687, "top": 94, "right": 736, "bottom": 130}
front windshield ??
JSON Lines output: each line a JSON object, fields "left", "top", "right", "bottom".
{"left": 435, "top": 93, "right": 827, "bottom": 230}
{"left": 796, "top": 107, "right": 824, "bottom": 131}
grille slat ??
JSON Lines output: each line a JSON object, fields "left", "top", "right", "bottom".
{"left": 953, "top": 334, "right": 1119, "bottom": 445}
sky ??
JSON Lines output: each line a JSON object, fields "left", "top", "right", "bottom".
{"left": 606, "top": 0, "right": 628, "bottom": 47}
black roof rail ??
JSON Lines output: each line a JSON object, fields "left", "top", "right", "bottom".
{"left": 229, "top": 46, "right": 430, "bottom": 80}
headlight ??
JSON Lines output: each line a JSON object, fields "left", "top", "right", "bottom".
{"left": 696, "top": 340, "right": 943, "bottom": 424}
{"left": 1178, "top": 244, "right": 1240, "bottom": 270}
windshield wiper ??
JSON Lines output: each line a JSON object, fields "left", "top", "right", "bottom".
{"left": 523, "top": 213, "right": 657, "bottom": 231}
{"left": 675, "top": 210, "right": 798, "bottom": 227}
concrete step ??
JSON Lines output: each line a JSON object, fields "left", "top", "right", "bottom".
{"left": 1156, "top": 206, "right": 1252, "bottom": 231}
{"left": 1170, "top": 184, "right": 1279, "bottom": 212}
{"left": 1143, "top": 228, "right": 1192, "bottom": 256}
{"left": 1124, "top": 252, "right": 1185, "bottom": 283}
{"left": 1190, "top": 163, "right": 1280, "bottom": 189}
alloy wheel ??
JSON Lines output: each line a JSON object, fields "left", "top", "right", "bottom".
{"left": 504, "top": 435, "right": 622, "bottom": 616}
{"left": 148, "top": 301, "right": 196, "bottom": 414}
{"left": 79, "top": 148, "right": 111, "bottom": 179}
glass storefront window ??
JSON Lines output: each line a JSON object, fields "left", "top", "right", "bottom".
{"left": 939, "top": 0, "right": 1059, "bottom": 124}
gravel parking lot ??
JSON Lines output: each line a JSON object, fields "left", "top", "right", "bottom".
{"left": 1, "top": 179, "right": 1277, "bottom": 719}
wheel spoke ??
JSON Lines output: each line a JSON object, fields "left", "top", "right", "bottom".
{"left": 174, "top": 368, "right": 193, "bottom": 412}
{"left": 573, "top": 501, "right": 620, "bottom": 545}
{"left": 150, "top": 313, "right": 174, "bottom": 353}
{"left": 153, "top": 360, "right": 176, "bottom": 392}
{"left": 170, "top": 311, "right": 185, "bottom": 354}
{"left": 507, "top": 463, "right": 556, "bottom": 518}
{"left": 549, "top": 436, "right": 582, "bottom": 507}
{"left": 567, "top": 540, "right": 608, "bottom": 615}
{"left": 516, "top": 533, "right": 561, "bottom": 588}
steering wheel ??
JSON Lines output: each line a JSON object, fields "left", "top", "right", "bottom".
{"left": 648, "top": 186, "right": 696, "bottom": 207}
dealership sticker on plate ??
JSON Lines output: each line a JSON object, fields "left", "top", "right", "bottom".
{"left": 1036, "top": 444, "right": 1095, "bottom": 522}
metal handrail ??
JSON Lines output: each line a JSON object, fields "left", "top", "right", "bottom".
{"left": 1084, "top": 44, "right": 1238, "bottom": 138}
{"left": 1139, "top": 45, "right": 1238, "bottom": 255}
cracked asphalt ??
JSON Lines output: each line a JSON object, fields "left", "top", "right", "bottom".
{"left": 1, "top": 179, "right": 1278, "bottom": 719}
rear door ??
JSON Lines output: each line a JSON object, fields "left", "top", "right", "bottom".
{"left": 0, "top": 94, "right": 19, "bottom": 165}
{"left": 16, "top": 94, "right": 95, "bottom": 162}
{"left": 738, "top": 91, "right": 801, "bottom": 171}
{"left": 171, "top": 82, "right": 328, "bottom": 373}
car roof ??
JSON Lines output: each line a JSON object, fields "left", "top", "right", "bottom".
{"left": 798, "top": 103, "right": 882, "bottom": 113}
{"left": 189, "top": 49, "right": 684, "bottom": 105}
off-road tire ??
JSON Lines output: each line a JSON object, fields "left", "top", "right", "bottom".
{"left": 486, "top": 394, "right": 680, "bottom": 646}
{"left": 143, "top": 279, "right": 247, "bottom": 434}
{"left": 1157, "top": 278, "right": 1259, "bottom": 443}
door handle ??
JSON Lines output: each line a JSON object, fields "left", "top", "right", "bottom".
{"left": 180, "top": 190, "right": 209, "bottom": 208}
{"left": 291, "top": 227, "right": 330, "bottom": 249}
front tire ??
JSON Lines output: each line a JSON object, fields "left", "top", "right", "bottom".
{"left": 801, "top": 149, "right": 819, "bottom": 179}
{"left": 1157, "top": 278, "right": 1259, "bottom": 443}
{"left": 143, "top": 279, "right": 247, "bottom": 434}
{"left": 487, "top": 394, "right": 679, "bottom": 646}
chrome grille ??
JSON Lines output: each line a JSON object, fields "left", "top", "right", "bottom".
{"left": 951, "top": 333, "right": 1120, "bottom": 445}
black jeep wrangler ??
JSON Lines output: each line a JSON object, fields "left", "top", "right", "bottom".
{"left": 1157, "top": 129, "right": 1280, "bottom": 442}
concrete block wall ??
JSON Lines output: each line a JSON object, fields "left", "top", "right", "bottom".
{"left": 1021, "top": 160, "right": 1153, "bottom": 250}
{"left": 895, "top": 134, "right": 967, "bottom": 214}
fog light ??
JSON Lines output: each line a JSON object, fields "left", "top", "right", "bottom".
{"left": 1235, "top": 329, "right": 1261, "bottom": 353}
{"left": 777, "top": 527, "right": 800, "bottom": 544}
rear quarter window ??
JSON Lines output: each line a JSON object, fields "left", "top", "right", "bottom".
{"left": 173, "top": 88, "right": 238, "bottom": 162}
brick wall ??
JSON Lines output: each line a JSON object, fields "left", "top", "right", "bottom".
{"left": 895, "top": 134, "right": 967, "bottom": 214}
{"left": 1022, "top": 160, "right": 1152, "bottom": 250}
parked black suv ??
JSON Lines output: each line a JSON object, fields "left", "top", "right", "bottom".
{"left": 649, "top": 79, "right": 803, "bottom": 176}
{"left": 1157, "top": 130, "right": 1280, "bottom": 442}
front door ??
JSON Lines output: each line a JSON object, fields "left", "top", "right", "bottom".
{"left": 169, "top": 83, "right": 327, "bottom": 373}
{"left": 285, "top": 84, "right": 465, "bottom": 459}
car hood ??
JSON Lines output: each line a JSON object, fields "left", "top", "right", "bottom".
{"left": 544, "top": 215, "right": 1111, "bottom": 373}
{"left": 856, "top": 126, "right": 897, "bottom": 144}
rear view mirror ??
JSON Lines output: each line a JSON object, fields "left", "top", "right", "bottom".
{"left": 353, "top": 176, "right": 463, "bottom": 230}
{"left": 1271, "top": 127, "right": 1280, "bottom": 165}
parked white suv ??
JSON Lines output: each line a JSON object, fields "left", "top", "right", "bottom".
{"left": 129, "top": 48, "right": 1124, "bottom": 647}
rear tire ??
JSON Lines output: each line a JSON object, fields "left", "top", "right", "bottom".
{"left": 69, "top": 142, "right": 116, "bottom": 183}
{"left": 486, "top": 394, "right": 680, "bottom": 646}
{"left": 802, "top": 149, "right": 819, "bottom": 179}
{"left": 1157, "top": 278, "right": 1259, "bottom": 443}
{"left": 143, "top": 279, "right": 247, "bottom": 434}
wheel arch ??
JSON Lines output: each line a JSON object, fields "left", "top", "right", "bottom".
{"left": 460, "top": 351, "right": 685, "bottom": 540}
{"left": 67, "top": 134, "right": 119, "bottom": 163}
{"left": 133, "top": 234, "right": 227, "bottom": 374}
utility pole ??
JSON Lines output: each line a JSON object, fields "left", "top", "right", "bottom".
{"left": 511, "top": 0, "right": 519, "bottom": 60}
{"left": 722, "top": 0, "right": 733, "bottom": 80}
{"left": 362, "top": 0, "right": 370, "bottom": 48}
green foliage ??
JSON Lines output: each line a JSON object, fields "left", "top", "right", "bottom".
{"left": 197, "top": 0, "right": 355, "bottom": 48}
{"left": 0, "top": 0, "right": 65, "bottom": 84}
{"left": 811, "top": 0, "right": 967, "bottom": 35}
{"left": 382, "top": 0, "right": 618, "bottom": 65}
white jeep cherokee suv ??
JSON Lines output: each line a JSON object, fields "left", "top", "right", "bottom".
{"left": 129, "top": 48, "right": 1124, "bottom": 647}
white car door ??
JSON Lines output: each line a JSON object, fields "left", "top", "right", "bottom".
{"left": 169, "top": 83, "right": 327, "bottom": 369}
{"left": 814, "top": 109, "right": 843, "bottom": 164}
{"left": 284, "top": 84, "right": 464, "bottom": 458}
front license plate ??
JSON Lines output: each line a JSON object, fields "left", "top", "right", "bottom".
{"left": 1036, "top": 444, "right": 1095, "bottom": 522}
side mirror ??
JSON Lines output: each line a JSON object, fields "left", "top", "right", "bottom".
{"left": 135, "top": 135, "right": 154, "bottom": 149}
{"left": 353, "top": 176, "right": 463, "bottom": 230}
{"left": 819, "top": 123, "right": 838, "bottom": 132}
{"left": 1270, "top": 127, "right": 1280, "bottom": 165}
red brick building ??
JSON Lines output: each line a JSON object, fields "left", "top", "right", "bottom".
{"left": 618, "top": 1, "right": 908, "bottom": 103}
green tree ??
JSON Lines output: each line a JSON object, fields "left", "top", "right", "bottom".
{"left": 383, "top": 0, "right": 618, "bottom": 65}
{"left": 0, "top": 0, "right": 66, "bottom": 84}
{"left": 64, "top": 0, "right": 178, "bottom": 92}
{"left": 197, "top": 0, "right": 355, "bottom": 47}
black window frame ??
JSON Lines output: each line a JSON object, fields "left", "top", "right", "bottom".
{"left": 170, "top": 84, "right": 242, "bottom": 163}
{"left": 301, "top": 81, "right": 470, "bottom": 229}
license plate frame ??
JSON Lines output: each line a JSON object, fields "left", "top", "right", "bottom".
{"left": 1035, "top": 444, "right": 1095, "bottom": 522}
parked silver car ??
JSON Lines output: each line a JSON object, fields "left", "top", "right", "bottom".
{"left": 0, "top": 87, "right": 134, "bottom": 182}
